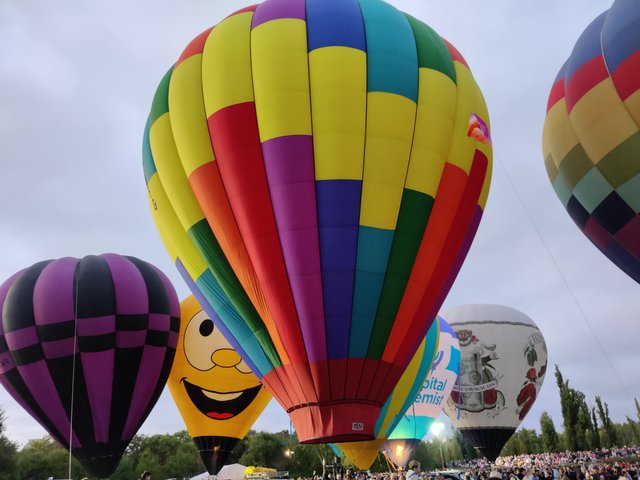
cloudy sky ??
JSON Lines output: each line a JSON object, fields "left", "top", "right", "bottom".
{"left": 1, "top": 0, "right": 638, "bottom": 448}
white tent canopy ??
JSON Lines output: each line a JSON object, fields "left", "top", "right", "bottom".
{"left": 190, "top": 464, "right": 247, "bottom": 480}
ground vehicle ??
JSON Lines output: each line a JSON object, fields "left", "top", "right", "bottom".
{"left": 424, "top": 470, "right": 466, "bottom": 480}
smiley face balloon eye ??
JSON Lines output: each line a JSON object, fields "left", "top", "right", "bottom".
{"left": 184, "top": 310, "right": 230, "bottom": 371}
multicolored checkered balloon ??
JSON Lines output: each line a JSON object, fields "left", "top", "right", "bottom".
{"left": 144, "top": 0, "right": 492, "bottom": 444}
{"left": 543, "top": 0, "right": 640, "bottom": 283}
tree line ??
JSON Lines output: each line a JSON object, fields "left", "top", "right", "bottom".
{"left": 0, "top": 365, "right": 639, "bottom": 479}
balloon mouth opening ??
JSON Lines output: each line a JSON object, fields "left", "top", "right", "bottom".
{"left": 183, "top": 380, "right": 262, "bottom": 420}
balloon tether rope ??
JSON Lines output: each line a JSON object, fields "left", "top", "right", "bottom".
{"left": 494, "top": 150, "right": 632, "bottom": 402}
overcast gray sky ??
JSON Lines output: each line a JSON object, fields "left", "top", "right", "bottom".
{"left": 1, "top": 0, "right": 638, "bottom": 448}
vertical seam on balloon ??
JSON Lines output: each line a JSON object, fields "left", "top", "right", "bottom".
{"left": 248, "top": 9, "right": 314, "bottom": 408}
{"left": 195, "top": 24, "right": 267, "bottom": 348}
{"left": 304, "top": 0, "right": 331, "bottom": 405}
{"left": 346, "top": 0, "right": 369, "bottom": 403}
{"left": 361, "top": 12, "right": 421, "bottom": 397}
{"left": 373, "top": 40, "right": 462, "bottom": 401}
{"left": 598, "top": 16, "right": 640, "bottom": 133}
{"left": 192, "top": 20, "right": 292, "bottom": 397}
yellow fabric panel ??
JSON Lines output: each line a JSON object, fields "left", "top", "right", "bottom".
{"left": 360, "top": 92, "right": 417, "bottom": 230}
{"left": 569, "top": 79, "right": 638, "bottom": 164}
{"left": 405, "top": 69, "right": 457, "bottom": 196}
{"left": 378, "top": 340, "right": 426, "bottom": 436}
{"left": 446, "top": 63, "right": 487, "bottom": 175}
{"left": 337, "top": 438, "right": 385, "bottom": 470}
{"left": 169, "top": 54, "right": 216, "bottom": 176}
{"left": 202, "top": 12, "right": 255, "bottom": 115}
{"left": 336, "top": 438, "right": 386, "bottom": 470}
{"left": 147, "top": 174, "right": 208, "bottom": 282}
{"left": 543, "top": 100, "right": 579, "bottom": 169}
{"left": 309, "top": 47, "right": 367, "bottom": 181}
{"left": 251, "top": 19, "right": 312, "bottom": 141}
{"left": 168, "top": 295, "right": 271, "bottom": 439}
{"left": 149, "top": 114, "right": 205, "bottom": 230}
{"left": 623, "top": 89, "right": 640, "bottom": 127}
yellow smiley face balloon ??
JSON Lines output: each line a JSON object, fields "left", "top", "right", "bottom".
{"left": 168, "top": 295, "right": 272, "bottom": 474}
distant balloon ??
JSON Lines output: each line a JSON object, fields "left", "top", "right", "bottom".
{"left": 542, "top": 0, "right": 640, "bottom": 283}
{"left": 383, "top": 317, "right": 460, "bottom": 468}
{"left": 0, "top": 255, "right": 180, "bottom": 478}
{"left": 168, "top": 295, "right": 271, "bottom": 474}
{"left": 441, "top": 304, "right": 548, "bottom": 461}
{"left": 335, "top": 319, "right": 439, "bottom": 470}
{"left": 144, "top": 0, "right": 492, "bottom": 443}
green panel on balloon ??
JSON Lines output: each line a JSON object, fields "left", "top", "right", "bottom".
{"left": 188, "top": 220, "right": 268, "bottom": 345}
{"left": 559, "top": 143, "right": 593, "bottom": 190}
{"left": 617, "top": 172, "right": 640, "bottom": 213}
{"left": 552, "top": 175, "right": 573, "bottom": 207}
{"left": 368, "top": 189, "right": 434, "bottom": 358}
{"left": 573, "top": 167, "right": 614, "bottom": 213}
{"left": 596, "top": 131, "right": 640, "bottom": 188}
{"left": 404, "top": 14, "right": 456, "bottom": 83}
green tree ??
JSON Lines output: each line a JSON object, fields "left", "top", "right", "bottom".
{"left": 577, "top": 398, "right": 594, "bottom": 450}
{"left": 240, "top": 431, "right": 289, "bottom": 471}
{"left": 555, "top": 365, "right": 591, "bottom": 451}
{"left": 15, "top": 436, "right": 87, "bottom": 480}
{"left": 591, "top": 408, "right": 602, "bottom": 450}
{"left": 0, "top": 408, "right": 18, "bottom": 480}
{"left": 625, "top": 416, "right": 640, "bottom": 443}
{"left": 540, "top": 411, "right": 559, "bottom": 452}
{"left": 596, "top": 396, "right": 618, "bottom": 447}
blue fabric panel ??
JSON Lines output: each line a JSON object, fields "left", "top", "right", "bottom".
{"left": 565, "top": 12, "right": 607, "bottom": 79}
{"left": 603, "top": 0, "right": 640, "bottom": 72}
{"left": 306, "top": 0, "right": 366, "bottom": 52}
{"left": 358, "top": 0, "right": 418, "bottom": 101}
{"left": 316, "top": 179, "right": 362, "bottom": 359}
{"left": 349, "top": 226, "right": 394, "bottom": 357}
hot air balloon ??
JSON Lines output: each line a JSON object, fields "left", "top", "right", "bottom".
{"left": 441, "top": 304, "right": 548, "bottom": 461}
{"left": 144, "top": 0, "right": 492, "bottom": 443}
{"left": 383, "top": 317, "right": 460, "bottom": 468}
{"left": 542, "top": 0, "right": 640, "bottom": 284}
{"left": 0, "top": 255, "right": 180, "bottom": 478}
{"left": 334, "top": 319, "right": 440, "bottom": 470}
{"left": 168, "top": 295, "right": 271, "bottom": 474}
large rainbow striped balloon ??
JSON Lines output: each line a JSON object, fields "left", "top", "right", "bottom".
{"left": 144, "top": 0, "right": 492, "bottom": 443}
{"left": 543, "top": 0, "right": 640, "bottom": 283}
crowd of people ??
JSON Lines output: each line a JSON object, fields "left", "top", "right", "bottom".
{"left": 446, "top": 447, "right": 640, "bottom": 480}
{"left": 319, "top": 447, "right": 640, "bottom": 480}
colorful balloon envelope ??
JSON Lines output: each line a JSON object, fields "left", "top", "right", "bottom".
{"left": 383, "top": 316, "right": 460, "bottom": 468}
{"left": 334, "top": 319, "right": 439, "bottom": 470}
{"left": 0, "top": 255, "right": 180, "bottom": 478}
{"left": 168, "top": 295, "right": 271, "bottom": 474}
{"left": 441, "top": 304, "right": 548, "bottom": 461}
{"left": 542, "top": 0, "right": 640, "bottom": 284}
{"left": 144, "top": 0, "right": 492, "bottom": 443}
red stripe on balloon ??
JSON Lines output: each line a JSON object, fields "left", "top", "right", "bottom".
{"left": 207, "top": 102, "right": 316, "bottom": 405}
{"left": 547, "top": 79, "right": 566, "bottom": 112}
{"left": 611, "top": 50, "right": 640, "bottom": 101}
{"left": 565, "top": 55, "right": 609, "bottom": 112}
{"left": 382, "top": 152, "right": 488, "bottom": 371}
{"left": 441, "top": 37, "right": 469, "bottom": 68}
{"left": 176, "top": 28, "right": 214, "bottom": 66}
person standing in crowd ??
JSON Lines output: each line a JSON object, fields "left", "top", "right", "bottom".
{"left": 406, "top": 460, "right": 421, "bottom": 480}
